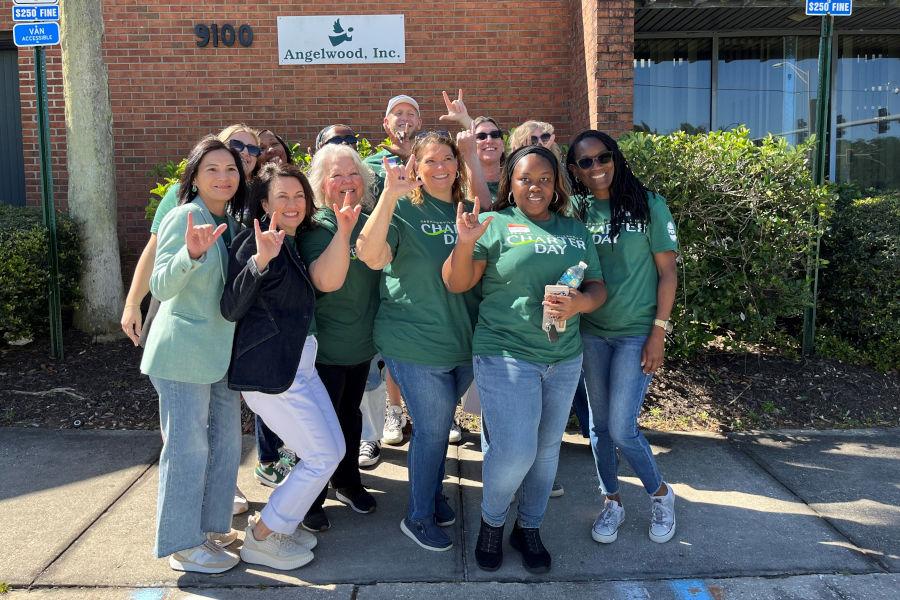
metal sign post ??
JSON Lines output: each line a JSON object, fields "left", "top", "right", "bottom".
{"left": 14, "top": 0, "right": 62, "bottom": 359}
{"left": 801, "top": 1, "right": 847, "bottom": 356}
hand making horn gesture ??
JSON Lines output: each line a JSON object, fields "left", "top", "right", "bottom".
{"left": 185, "top": 212, "right": 228, "bottom": 260}
{"left": 455, "top": 124, "right": 478, "bottom": 162}
{"left": 382, "top": 155, "right": 423, "bottom": 201}
{"left": 439, "top": 89, "right": 473, "bottom": 130}
{"left": 455, "top": 198, "right": 492, "bottom": 246}
{"left": 333, "top": 192, "right": 363, "bottom": 237}
{"left": 253, "top": 211, "right": 285, "bottom": 271}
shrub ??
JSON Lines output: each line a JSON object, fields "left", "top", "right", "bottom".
{"left": 818, "top": 191, "right": 899, "bottom": 372}
{"left": 619, "top": 127, "right": 831, "bottom": 356}
{"left": 0, "top": 205, "right": 82, "bottom": 342}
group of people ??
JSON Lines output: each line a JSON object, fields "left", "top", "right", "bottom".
{"left": 121, "top": 89, "right": 680, "bottom": 575}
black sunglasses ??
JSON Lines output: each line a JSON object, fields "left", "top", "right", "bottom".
{"left": 228, "top": 139, "right": 262, "bottom": 157}
{"left": 325, "top": 134, "right": 359, "bottom": 147}
{"left": 530, "top": 132, "right": 553, "bottom": 145}
{"left": 415, "top": 130, "right": 451, "bottom": 140}
{"left": 576, "top": 151, "right": 614, "bottom": 169}
{"left": 475, "top": 130, "right": 503, "bottom": 141}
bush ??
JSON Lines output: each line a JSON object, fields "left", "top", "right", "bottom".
{"left": 619, "top": 127, "right": 831, "bottom": 356}
{"left": 818, "top": 191, "right": 899, "bottom": 372}
{"left": 0, "top": 205, "right": 82, "bottom": 342}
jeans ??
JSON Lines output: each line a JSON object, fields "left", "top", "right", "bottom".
{"left": 474, "top": 353, "right": 583, "bottom": 529}
{"left": 571, "top": 373, "right": 591, "bottom": 438}
{"left": 360, "top": 356, "right": 387, "bottom": 442}
{"left": 243, "top": 336, "right": 345, "bottom": 533}
{"left": 150, "top": 375, "right": 241, "bottom": 557}
{"left": 582, "top": 333, "right": 663, "bottom": 496}
{"left": 384, "top": 357, "right": 473, "bottom": 522}
{"left": 308, "top": 359, "right": 371, "bottom": 511}
{"left": 255, "top": 414, "right": 283, "bottom": 464}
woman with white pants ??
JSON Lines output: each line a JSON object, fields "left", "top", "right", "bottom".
{"left": 221, "top": 162, "right": 361, "bottom": 570}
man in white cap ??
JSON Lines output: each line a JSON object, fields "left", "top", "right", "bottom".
{"left": 364, "top": 94, "right": 422, "bottom": 193}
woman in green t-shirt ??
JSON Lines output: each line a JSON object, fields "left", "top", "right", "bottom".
{"left": 565, "top": 129, "right": 679, "bottom": 546}
{"left": 443, "top": 145, "right": 607, "bottom": 573}
{"left": 356, "top": 131, "right": 479, "bottom": 553}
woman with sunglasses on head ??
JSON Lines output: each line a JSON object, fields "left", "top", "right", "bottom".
{"left": 443, "top": 145, "right": 605, "bottom": 574}
{"left": 566, "top": 130, "right": 679, "bottom": 546}
{"left": 355, "top": 131, "right": 480, "bottom": 553}
{"left": 223, "top": 161, "right": 362, "bottom": 570}
{"left": 140, "top": 136, "right": 246, "bottom": 573}
{"left": 509, "top": 121, "right": 571, "bottom": 196}
{"left": 294, "top": 142, "right": 382, "bottom": 532}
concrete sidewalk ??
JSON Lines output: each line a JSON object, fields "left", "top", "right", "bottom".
{"left": 1, "top": 427, "right": 897, "bottom": 599}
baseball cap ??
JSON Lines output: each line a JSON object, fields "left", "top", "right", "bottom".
{"left": 385, "top": 95, "right": 420, "bottom": 117}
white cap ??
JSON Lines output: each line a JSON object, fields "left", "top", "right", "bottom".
{"left": 385, "top": 95, "right": 420, "bottom": 117}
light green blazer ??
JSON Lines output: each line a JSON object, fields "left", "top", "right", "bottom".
{"left": 140, "top": 196, "right": 239, "bottom": 384}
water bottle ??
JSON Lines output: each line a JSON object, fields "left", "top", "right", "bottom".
{"left": 542, "top": 261, "right": 588, "bottom": 341}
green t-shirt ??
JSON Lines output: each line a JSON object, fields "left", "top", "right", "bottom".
{"left": 210, "top": 213, "right": 232, "bottom": 247}
{"left": 472, "top": 206, "right": 603, "bottom": 363}
{"left": 375, "top": 192, "right": 479, "bottom": 366}
{"left": 297, "top": 208, "right": 381, "bottom": 366}
{"left": 486, "top": 181, "right": 499, "bottom": 205}
{"left": 151, "top": 183, "right": 180, "bottom": 234}
{"left": 574, "top": 192, "right": 679, "bottom": 338}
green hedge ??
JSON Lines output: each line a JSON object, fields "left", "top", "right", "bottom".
{"left": 619, "top": 127, "right": 831, "bottom": 355}
{"left": 0, "top": 205, "right": 82, "bottom": 342}
{"left": 818, "top": 191, "right": 899, "bottom": 372}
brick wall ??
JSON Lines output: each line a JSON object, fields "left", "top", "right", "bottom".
{"left": 2, "top": 1, "right": 634, "bottom": 273}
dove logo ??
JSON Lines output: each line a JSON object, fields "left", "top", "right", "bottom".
{"left": 329, "top": 19, "right": 354, "bottom": 47}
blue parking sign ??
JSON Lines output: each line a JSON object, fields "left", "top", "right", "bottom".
{"left": 13, "top": 21, "right": 60, "bottom": 47}
{"left": 806, "top": 1, "right": 852, "bottom": 16}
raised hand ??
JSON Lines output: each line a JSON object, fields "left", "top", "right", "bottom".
{"left": 455, "top": 126, "right": 477, "bottom": 161}
{"left": 333, "top": 193, "right": 363, "bottom": 238}
{"left": 438, "top": 89, "right": 473, "bottom": 129}
{"left": 382, "top": 155, "right": 423, "bottom": 201}
{"left": 253, "top": 212, "right": 285, "bottom": 271}
{"left": 185, "top": 212, "right": 227, "bottom": 260}
{"left": 455, "top": 198, "right": 492, "bottom": 246}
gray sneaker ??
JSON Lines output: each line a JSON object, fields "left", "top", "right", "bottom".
{"left": 649, "top": 485, "right": 676, "bottom": 543}
{"left": 591, "top": 498, "right": 625, "bottom": 543}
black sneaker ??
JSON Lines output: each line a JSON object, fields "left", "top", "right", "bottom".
{"left": 509, "top": 522, "right": 551, "bottom": 574}
{"left": 301, "top": 505, "right": 330, "bottom": 532}
{"left": 474, "top": 519, "right": 504, "bottom": 571}
{"left": 434, "top": 494, "right": 456, "bottom": 527}
{"left": 335, "top": 486, "right": 377, "bottom": 514}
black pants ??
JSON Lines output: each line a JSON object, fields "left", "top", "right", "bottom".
{"left": 307, "top": 360, "right": 372, "bottom": 512}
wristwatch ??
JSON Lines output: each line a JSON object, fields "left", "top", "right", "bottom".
{"left": 653, "top": 319, "right": 673, "bottom": 334}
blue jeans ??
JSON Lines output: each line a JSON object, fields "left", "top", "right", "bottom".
{"left": 475, "top": 353, "right": 583, "bottom": 529}
{"left": 255, "top": 414, "right": 283, "bottom": 464}
{"left": 150, "top": 376, "right": 241, "bottom": 557}
{"left": 572, "top": 373, "right": 590, "bottom": 438}
{"left": 581, "top": 334, "right": 663, "bottom": 496}
{"left": 384, "top": 357, "right": 473, "bottom": 522}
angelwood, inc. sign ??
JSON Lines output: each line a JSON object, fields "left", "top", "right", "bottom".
{"left": 277, "top": 15, "right": 405, "bottom": 65}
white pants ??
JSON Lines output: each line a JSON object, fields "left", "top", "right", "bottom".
{"left": 242, "top": 336, "right": 345, "bottom": 534}
{"left": 360, "top": 356, "right": 387, "bottom": 442}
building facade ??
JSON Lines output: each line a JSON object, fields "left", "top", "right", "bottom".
{"left": 0, "top": 1, "right": 897, "bottom": 270}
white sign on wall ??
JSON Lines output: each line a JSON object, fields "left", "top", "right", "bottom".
{"left": 278, "top": 15, "right": 405, "bottom": 65}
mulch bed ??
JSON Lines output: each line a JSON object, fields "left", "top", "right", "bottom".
{"left": 2, "top": 331, "right": 898, "bottom": 433}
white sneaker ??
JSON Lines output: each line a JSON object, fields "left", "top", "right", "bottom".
{"left": 248, "top": 512, "right": 317, "bottom": 551}
{"left": 207, "top": 529, "right": 238, "bottom": 547}
{"left": 240, "top": 524, "right": 314, "bottom": 570}
{"left": 448, "top": 421, "right": 462, "bottom": 444}
{"left": 649, "top": 485, "right": 676, "bottom": 543}
{"left": 233, "top": 486, "right": 249, "bottom": 516}
{"left": 591, "top": 499, "right": 625, "bottom": 543}
{"left": 358, "top": 440, "right": 381, "bottom": 467}
{"left": 382, "top": 405, "right": 406, "bottom": 445}
{"left": 169, "top": 540, "right": 239, "bottom": 573}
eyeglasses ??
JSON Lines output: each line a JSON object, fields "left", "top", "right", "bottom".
{"left": 324, "top": 134, "right": 359, "bottom": 147}
{"left": 228, "top": 139, "right": 262, "bottom": 157}
{"left": 530, "top": 132, "right": 553, "bottom": 145}
{"left": 475, "top": 130, "right": 503, "bottom": 141}
{"left": 575, "top": 151, "right": 614, "bottom": 169}
{"left": 414, "top": 130, "right": 451, "bottom": 140}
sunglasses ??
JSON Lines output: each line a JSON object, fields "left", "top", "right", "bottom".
{"left": 324, "top": 134, "right": 359, "bottom": 147}
{"left": 576, "top": 151, "right": 615, "bottom": 169}
{"left": 228, "top": 139, "right": 262, "bottom": 157}
{"left": 530, "top": 132, "right": 553, "bottom": 145}
{"left": 414, "top": 130, "right": 451, "bottom": 140}
{"left": 475, "top": 130, "right": 503, "bottom": 141}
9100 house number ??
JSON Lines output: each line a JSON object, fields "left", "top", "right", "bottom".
{"left": 195, "top": 24, "right": 253, "bottom": 48}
